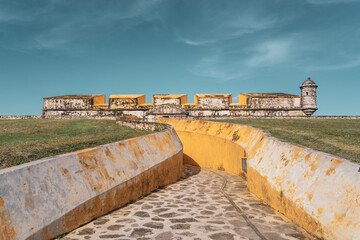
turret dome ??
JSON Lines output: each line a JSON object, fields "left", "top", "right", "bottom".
{"left": 301, "top": 77, "right": 317, "bottom": 87}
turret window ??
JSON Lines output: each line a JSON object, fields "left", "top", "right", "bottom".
{"left": 306, "top": 92, "right": 309, "bottom": 96}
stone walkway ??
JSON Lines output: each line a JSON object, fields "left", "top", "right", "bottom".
{"left": 63, "top": 165, "right": 316, "bottom": 240}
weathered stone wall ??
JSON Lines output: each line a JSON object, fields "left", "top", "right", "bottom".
{"left": 116, "top": 119, "right": 167, "bottom": 131}
{"left": 0, "top": 125, "right": 183, "bottom": 240}
{"left": 109, "top": 95, "right": 145, "bottom": 109}
{"left": 154, "top": 98, "right": 181, "bottom": 106}
{"left": 110, "top": 98, "right": 138, "bottom": 109}
{"left": 0, "top": 115, "right": 42, "bottom": 120}
{"left": 42, "top": 110, "right": 117, "bottom": 119}
{"left": 43, "top": 98, "right": 93, "bottom": 110}
{"left": 188, "top": 109, "right": 230, "bottom": 117}
{"left": 197, "top": 97, "right": 231, "bottom": 109}
{"left": 122, "top": 110, "right": 147, "bottom": 120}
{"left": 158, "top": 118, "right": 360, "bottom": 240}
{"left": 187, "top": 109, "right": 306, "bottom": 118}
{"left": 42, "top": 107, "right": 360, "bottom": 121}
{"left": 228, "top": 109, "right": 306, "bottom": 117}
{"left": 248, "top": 97, "right": 301, "bottom": 109}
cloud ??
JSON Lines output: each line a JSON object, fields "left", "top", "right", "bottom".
{"left": 190, "top": 54, "right": 246, "bottom": 82}
{"left": 190, "top": 37, "right": 295, "bottom": 82}
{"left": 0, "top": 0, "right": 165, "bottom": 51}
{"left": 307, "top": 58, "right": 360, "bottom": 71}
{"left": 246, "top": 39, "right": 292, "bottom": 67}
{"left": 307, "top": 0, "right": 358, "bottom": 4}
{"left": 175, "top": 35, "right": 217, "bottom": 46}
{"left": 174, "top": 1, "right": 279, "bottom": 47}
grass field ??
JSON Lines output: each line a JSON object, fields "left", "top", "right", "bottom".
{"left": 0, "top": 119, "right": 155, "bottom": 169}
{"left": 214, "top": 119, "right": 360, "bottom": 163}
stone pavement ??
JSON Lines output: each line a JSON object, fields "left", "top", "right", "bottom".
{"left": 63, "top": 165, "right": 316, "bottom": 240}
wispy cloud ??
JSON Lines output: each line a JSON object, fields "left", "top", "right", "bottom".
{"left": 306, "top": 58, "right": 360, "bottom": 71}
{"left": 174, "top": 1, "right": 279, "bottom": 47}
{"left": 190, "top": 38, "right": 294, "bottom": 82}
{"left": 191, "top": 54, "right": 247, "bottom": 82}
{"left": 307, "top": 0, "right": 358, "bottom": 4}
{"left": 175, "top": 35, "right": 216, "bottom": 46}
{"left": 0, "top": 0, "right": 165, "bottom": 51}
{"left": 246, "top": 39, "right": 292, "bottom": 67}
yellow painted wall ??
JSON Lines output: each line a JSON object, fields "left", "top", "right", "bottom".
{"left": 157, "top": 118, "right": 360, "bottom": 240}
{"left": 138, "top": 95, "right": 146, "bottom": 105}
{"left": 238, "top": 94, "right": 248, "bottom": 106}
{"left": 177, "top": 131, "right": 246, "bottom": 177}
{"left": 0, "top": 126, "right": 183, "bottom": 240}
{"left": 180, "top": 95, "right": 188, "bottom": 105}
{"left": 93, "top": 95, "right": 106, "bottom": 106}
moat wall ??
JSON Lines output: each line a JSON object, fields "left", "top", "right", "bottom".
{"left": 0, "top": 126, "right": 183, "bottom": 240}
{"left": 158, "top": 118, "right": 360, "bottom": 240}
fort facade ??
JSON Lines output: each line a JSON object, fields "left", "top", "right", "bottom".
{"left": 42, "top": 78, "right": 318, "bottom": 121}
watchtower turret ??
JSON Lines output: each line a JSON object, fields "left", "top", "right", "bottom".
{"left": 300, "top": 77, "right": 318, "bottom": 116}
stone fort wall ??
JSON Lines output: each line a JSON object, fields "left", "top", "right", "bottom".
{"left": 41, "top": 93, "right": 309, "bottom": 121}
{"left": 41, "top": 79, "right": 321, "bottom": 121}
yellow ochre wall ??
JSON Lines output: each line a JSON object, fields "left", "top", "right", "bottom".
{"left": 180, "top": 95, "right": 188, "bottom": 105}
{"left": 93, "top": 95, "right": 106, "bottom": 106}
{"left": 157, "top": 118, "right": 360, "bottom": 240}
{"left": 238, "top": 94, "right": 248, "bottom": 105}
{"left": 0, "top": 126, "right": 183, "bottom": 240}
{"left": 178, "top": 131, "right": 246, "bottom": 176}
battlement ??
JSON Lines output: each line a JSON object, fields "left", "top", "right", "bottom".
{"left": 109, "top": 94, "right": 145, "bottom": 109}
{"left": 152, "top": 94, "right": 187, "bottom": 106}
{"left": 42, "top": 79, "right": 318, "bottom": 120}
{"left": 43, "top": 94, "right": 105, "bottom": 110}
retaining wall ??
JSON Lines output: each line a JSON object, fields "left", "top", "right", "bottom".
{"left": 116, "top": 119, "right": 167, "bottom": 131}
{"left": 0, "top": 116, "right": 42, "bottom": 120}
{"left": 0, "top": 126, "right": 183, "bottom": 240}
{"left": 158, "top": 118, "right": 360, "bottom": 240}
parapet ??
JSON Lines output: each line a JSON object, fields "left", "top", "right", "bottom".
{"left": 43, "top": 95, "right": 105, "bottom": 110}
{"left": 109, "top": 94, "right": 145, "bottom": 109}
{"left": 158, "top": 118, "right": 360, "bottom": 240}
{"left": 0, "top": 125, "right": 183, "bottom": 239}
{"left": 194, "top": 94, "right": 232, "bottom": 109}
{"left": 239, "top": 93, "right": 301, "bottom": 109}
{"left": 152, "top": 94, "right": 187, "bottom": 106}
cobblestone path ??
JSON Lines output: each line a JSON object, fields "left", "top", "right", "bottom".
{"left": 64, "top": 165, "right": 315, "bottom": 240}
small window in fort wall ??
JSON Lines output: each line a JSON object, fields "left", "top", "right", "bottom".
{"left": 306, "top": 92, "right": 309, "bottom": 96}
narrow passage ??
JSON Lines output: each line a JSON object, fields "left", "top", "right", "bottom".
{"left": 64, "top": 165, "right": 315, "bottom": 240}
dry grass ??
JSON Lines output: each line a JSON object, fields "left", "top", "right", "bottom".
{"left": 214, "top": 119, "right": 360, "bottom": 163}
{"left": 0, "top": 119, "right": 155, "bottom": 169}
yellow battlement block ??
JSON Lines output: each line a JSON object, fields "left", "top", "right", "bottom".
{"left": 152, "top": 94, "right": 187, "bottom": 106}
{"left": 195, "top": 94, "right": 232, "bottom": 108}
{"left": 109, "top": 94, "right": 145, "bottom": 109}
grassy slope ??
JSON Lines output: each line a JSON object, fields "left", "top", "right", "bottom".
{"left": 214, "top": 119, "right": 360, "bottom": 163}
{"left": 0, "top": 119, "right": 155, "bottom": 169}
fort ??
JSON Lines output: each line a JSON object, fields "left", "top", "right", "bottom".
{"left": 42, "top": 78, "right": 318, "bottom": 120}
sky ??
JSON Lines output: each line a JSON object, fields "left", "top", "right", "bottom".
{"left": 0, "top": 0, "right": 359, "bottom": 116}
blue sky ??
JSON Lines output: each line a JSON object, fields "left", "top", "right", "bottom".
{"left": 0, "top": 0, "right": 359, "bottom": 115}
